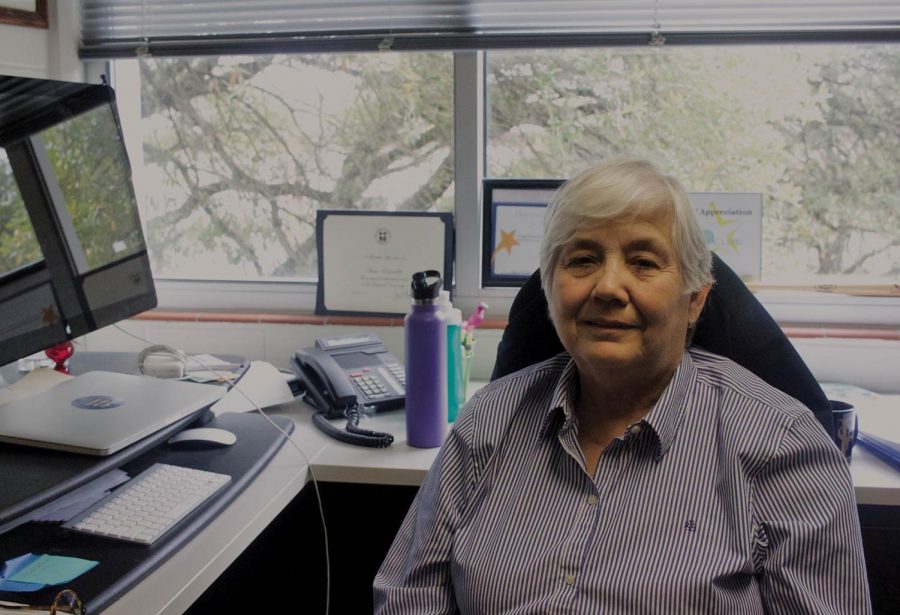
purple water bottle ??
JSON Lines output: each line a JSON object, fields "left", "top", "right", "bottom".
{"left": 404, "top": 270, "right": 447, "bottom": 448}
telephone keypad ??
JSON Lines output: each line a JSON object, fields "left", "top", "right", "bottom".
{"left": 351, "top": 372, "right": 389, "bottom": 400}
{"left": 385, "top": 362, "right": 406, "bottom": 386}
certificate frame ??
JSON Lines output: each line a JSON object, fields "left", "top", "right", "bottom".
{"left": 315, "top": 210, "right": 454, "bottom": 317}
{"left": 0, "top": 0, "right": 48, "bottom": 28}
{"left": 482, "top": 180, "right": 764, "bottom": 287}
{"left": 482, "top": 178, "right": 563, "bottom": 288}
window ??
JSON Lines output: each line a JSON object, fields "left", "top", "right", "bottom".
{"left": 115, "top": 53, "right": 454, "bottom": 282}
{"left": 486, "top": 45, "right": 900, "bottom": 288}
{"left": 107, "top": 42, "right": 899, "bottom": 323}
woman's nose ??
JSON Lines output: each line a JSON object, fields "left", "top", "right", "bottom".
{"left": 589, "top": 262, "right": 629, "bottom": 303}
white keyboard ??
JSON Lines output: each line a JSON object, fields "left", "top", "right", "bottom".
{"left": 63, "top": 463, "right": 231, "bottom": 545}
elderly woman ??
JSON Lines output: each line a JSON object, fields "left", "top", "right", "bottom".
{"left": 374, "top": 158, "right": 870, "bottom": 613}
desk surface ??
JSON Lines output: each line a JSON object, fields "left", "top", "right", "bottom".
{"left": 282, "top": 387, "right": 900, "bottom": 504}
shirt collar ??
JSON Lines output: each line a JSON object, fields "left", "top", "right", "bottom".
{"left": 642, "top": 351, "right": 696, "bottom": 459}
{"left": 540, "top": 355, "right": 578, "bottom": 439}
{"left": 539, "top": 351, "right": 697, "bottom": 459}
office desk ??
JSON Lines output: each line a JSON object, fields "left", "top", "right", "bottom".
{"left": 99, "top": 402, "right": 423, "bottom": 614}
{"left": 96, "top": 404, "right": 321, "bottom": 615}
{"left": 3, "top": 364, "right": 896, "bottom": 613}
{"left": 94, "top": 387, "right": 900, "bottom": 614}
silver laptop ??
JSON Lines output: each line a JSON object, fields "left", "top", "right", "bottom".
{"left": 0, "top": 371, "right": 226, "bottom": 456}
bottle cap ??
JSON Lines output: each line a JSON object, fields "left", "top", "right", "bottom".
{"left": 410, "top": 270, "right": 442, "bottom": 301}
{"left": 448, "top": 307, "right": 463, "bottom": 326}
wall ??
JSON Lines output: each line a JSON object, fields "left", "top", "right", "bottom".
{"left": 3, "top": 3, "right": 899, "bottom": 393}
{"left": 78, "top": 318, "right": 505, "bottom": 382}
{"left": 0, "top": 0, "right": 81, "bottom": 80}
{"left": 0, "top": 21, "right": 48, "bottom": 77}
{"left": 75, "top": 316, "right": 900, "bottom": 394}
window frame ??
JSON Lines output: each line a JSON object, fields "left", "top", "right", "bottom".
{"left": 102, "top": 47, "right": 900, "bottom": 327}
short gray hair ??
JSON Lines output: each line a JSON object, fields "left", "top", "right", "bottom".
{"left": 539, "top": 157, "right": 713, "bottom": 300}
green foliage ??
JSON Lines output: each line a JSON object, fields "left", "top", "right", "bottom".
{"left": 136, "top": 46, "right": 898, "bottom": 281}
{"left": 0, "top": 151, "right": 41, "bottom": 274}
{"left": 42, "top": 106, "right": 145, "bottom": 269}
{"left": 773, "top": 48, "right": 900, "bottom": 274}
{"left": 487, "top": 46, "right": 899, "bottom": 280}
{"left": 486, "top": 48, "right": 776, "bottom": 188}
{"left": 1, "top": 105, "right": 145, "bottom": 276}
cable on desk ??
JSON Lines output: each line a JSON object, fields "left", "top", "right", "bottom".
{"left": 113, "top": 324, "right": 333, "bottom": 614}
{"left": 137, "top": 344, "right": 189, "bottom": 378}
{"left": 311, "top": 405, "right": 394, "bottom": 448}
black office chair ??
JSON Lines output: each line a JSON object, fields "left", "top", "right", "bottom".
{"left": 492, "top": 253, "right": 835, "bottom": 437}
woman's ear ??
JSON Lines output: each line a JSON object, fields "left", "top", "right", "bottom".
{"left": 688, "top": 284, "right": 711, "bottom": 323}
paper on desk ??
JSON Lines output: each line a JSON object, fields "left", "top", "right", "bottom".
{"left": 0, "top": 368, "right": 71, "bottom": 408}
{"left": 177, "top": 354, "right": 242, "bottom": 384}
{"left": 0, "top": 604, "right": 46, "bottom": 613}
{"left": 210, "top": 361, "right": 294, "bottom": 416}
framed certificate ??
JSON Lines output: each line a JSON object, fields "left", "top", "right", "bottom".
{"left": 482, "top": 179, "right": 563, "bottom": 287}
{"left": 315, "top": 210, "right": 454, "bottom": 317}
{"left": 481, "top": 179, "right": 763, "bottom": 287}
{"left": 691, "top": 192, "right": 763, "bottom": 281}
{"left": 0, "top": 1, "right": 47, "bottom": 28}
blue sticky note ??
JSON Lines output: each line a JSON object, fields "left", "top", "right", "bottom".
{"left": 7, "top": 554, "right": 98, "bottom": 585}
{"left": 0, "top": 554, "right": 45, "bottom": 592}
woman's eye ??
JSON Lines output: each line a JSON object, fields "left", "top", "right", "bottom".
{"left": 566, "top": 255, "right": 595, "bottom": 268}
{"left": 632, "top": 258, "right": 659, "bottom": 271}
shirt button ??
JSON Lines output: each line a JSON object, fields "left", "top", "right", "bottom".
{"left": 564, "top": 574, "right": 575, "bottom": 586}
{"left": 587, "top": 494, "right": 598, "bottom": 506}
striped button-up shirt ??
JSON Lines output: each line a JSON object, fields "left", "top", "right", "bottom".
{"left": 374, "top": 347, "right": 871, "bottom": 614}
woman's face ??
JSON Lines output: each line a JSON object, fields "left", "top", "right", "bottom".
{"left": 548, "top": 213, "right": 709, "bottom": 381}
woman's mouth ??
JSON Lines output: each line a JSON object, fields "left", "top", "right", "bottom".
{"left": 581, "top": 318, "right": 636, "bottom": 329}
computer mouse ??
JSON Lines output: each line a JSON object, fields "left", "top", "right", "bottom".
{"left": 167, "top": 427, "right": 237, "bottom": 450}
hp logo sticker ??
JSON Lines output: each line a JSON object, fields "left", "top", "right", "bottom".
{"left": 72, "top": 396, "right": 125, "bottom": 410}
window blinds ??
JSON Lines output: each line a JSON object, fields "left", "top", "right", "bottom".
{"left": 80, "top": 0, "right": 900, "bottom": 58}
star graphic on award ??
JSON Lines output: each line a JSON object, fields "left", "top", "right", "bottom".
{"left": 691, "top": 193, "right": 762, "bottom": 281}
{"left": 709, "top": 202, "right": 736, "bottom": 227}
{"left": 491, "top": 229, "right": 520, "bottom": 262}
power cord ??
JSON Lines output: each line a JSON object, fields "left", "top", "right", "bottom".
{"left": 137, "top": 344, "right": 188, "bottom": 378}
{"left": 113, "top": 324, "right": 332, "bottom": 614}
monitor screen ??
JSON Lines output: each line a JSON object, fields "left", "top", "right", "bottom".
{"left": 0, "top": 75, "right": 156, "bottom": 367}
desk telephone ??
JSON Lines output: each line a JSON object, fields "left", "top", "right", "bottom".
{"left": 290, "top": 333, "right": 403, "bottom": 448}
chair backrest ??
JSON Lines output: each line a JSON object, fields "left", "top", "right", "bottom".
{"left": 492, "top": 253, "right": 834, "bottom": 437}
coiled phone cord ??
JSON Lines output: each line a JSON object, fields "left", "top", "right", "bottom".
{"left": 311, "top": 404, "right": 394, "bottom": 448}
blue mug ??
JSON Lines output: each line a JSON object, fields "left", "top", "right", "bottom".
{"left": 830, "top": 400, "right": 858, "bottom": 461}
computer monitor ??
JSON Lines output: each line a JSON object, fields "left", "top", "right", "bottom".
{"left": 0, "top": 75, "right": 156, "bottom": 367}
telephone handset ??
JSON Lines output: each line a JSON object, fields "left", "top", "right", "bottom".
{"left": 292, "top": 346, "right": 357, "bottom": 417}
{"left": 290, "top": 333, "right": 404, "bottom": 448}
